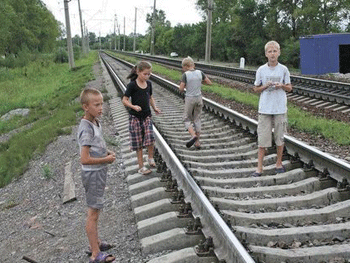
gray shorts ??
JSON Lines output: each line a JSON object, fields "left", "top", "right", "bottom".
{"left": 183, "top": 96, "right": 203, "bottom": 133}
{"left": 257, "top": 114, "right": 287, "bottom": 148}
{"left": 81, "top": 167, "right": 108, "bottom": 210}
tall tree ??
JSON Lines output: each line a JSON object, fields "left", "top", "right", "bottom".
{"left": 1, "top": 0, "right": 60, "bottom": 55}
{"left": 146, "top": 9, "right": 171, "bottom": 54}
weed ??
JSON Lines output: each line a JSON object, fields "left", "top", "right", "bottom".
{"left": 105, "top": 136, "right": 120, "bottom": 147}
{"left": 100, "top": 87, "right": 108, "bottom": 93}
{"left": 1, "top": 196, "right": 19, "bottom": 210}
{"left": 42, "top": 164, "right": 54, "bottom": 179}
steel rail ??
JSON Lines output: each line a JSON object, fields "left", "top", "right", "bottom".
{"left": 100, "top": 53, "right": 255, "bottom": 263}
{"left": 104, "top": 51, "right": 350, "bottom": 184}
{"left": 111, "top": 50, "right": 350, "bottom": 105}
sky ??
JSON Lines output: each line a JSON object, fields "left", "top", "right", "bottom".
{"left": 42, "top": 0, "right": 204, "bottom": 37}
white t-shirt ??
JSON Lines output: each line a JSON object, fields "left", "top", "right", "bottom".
{"left": 254, "top": 63, "right": 291, "bottom": 114}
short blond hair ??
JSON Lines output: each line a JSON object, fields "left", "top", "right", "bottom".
{"left": 265, "top": 41, "right": 280, "bottom": 52}
{"left": 80, "top": 87, "right": 102, "bottom": 105}
{"left": 182, "top": 56, "right": 195, "bottom": 68}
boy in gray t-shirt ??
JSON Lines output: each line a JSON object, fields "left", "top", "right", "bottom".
{"left": 77, "top": 87, "right": 116, "bottom": 263}
{"left": 179, "top": 56, "right": 212, "bottom": 149}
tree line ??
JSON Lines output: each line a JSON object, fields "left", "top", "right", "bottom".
{"left": 0, "top": 0, "right": 60, "bottom": 56}
{"left": 133, "top": 0, "right": 350, "bottom": 68}
{"left": 2, "top": 0, "right": 350, "bottom": 69}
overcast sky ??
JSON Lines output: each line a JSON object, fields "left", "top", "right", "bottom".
{"left": 42, "top": 0, "right": 204, "bottom": 37}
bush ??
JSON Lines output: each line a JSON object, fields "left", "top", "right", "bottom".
{"left": 54, "top": 47, "right": 69, "bottom": 63}
{"left": 73, "top": 44, "right": 81, "bottom": 60}
{"left": 0, "top": 45, "right": 36, "bottom": 68}
{"left": 0, "top": 54, "right": 16, "bottom": 68}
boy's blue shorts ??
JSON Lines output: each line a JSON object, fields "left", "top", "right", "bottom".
{"left": 81, "top": 167, "right": 108, "bottom": 210}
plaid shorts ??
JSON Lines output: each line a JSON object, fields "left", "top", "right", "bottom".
{"left": 129, "top": 115, "right": 155, "bottom": 151}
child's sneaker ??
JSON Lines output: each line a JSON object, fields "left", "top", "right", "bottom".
{"left": 138, "top": 166, "right": 152, "bottom": 175}
{"left": 186, "top": 136, "right": 198, "bottom": 148}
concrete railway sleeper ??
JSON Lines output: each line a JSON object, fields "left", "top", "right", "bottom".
{"left": 100, "top": 52, "right": 350, "bottom": 262}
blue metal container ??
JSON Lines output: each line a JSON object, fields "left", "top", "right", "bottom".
{"left": 300, "top": 33, "right": 350, "bottom": 75}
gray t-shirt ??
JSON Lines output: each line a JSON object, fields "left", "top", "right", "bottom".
{"left": 77, "top": 118, "right": 107, "bottom": 171}
{"left": 181, "top": 69, "right": 206, "bottom": 97}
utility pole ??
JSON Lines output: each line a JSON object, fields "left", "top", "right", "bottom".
{"left": 99, "top": 30, "right": 101, "bottom": 50}
{"left": 118, "top": 24, "right": 121, "bottom": 50}
{"left": 63, "top": 0, "right": 75, "bottom": 69}
{"left": 150, "top": 0, "right": 156, "bottom": 55}
{"left": 123, "top": 17, "right": 126, "bottom": 51}
{"left": 205, "top": 0, "right": 213, "bottom": 63}
{"left": 118, "top": 24, "right": 121, "bottom": 51}
{"left": 133, "top": 7, "right": 137, "bottom": 52}
{"left": 77, "top": 0, "right": 86, "bottom": 54}
{"left": 114, "top": 14, "right": 117, "bottom": 50}
{"left": 84, "top": 21, "right": 90, "bottom": 52}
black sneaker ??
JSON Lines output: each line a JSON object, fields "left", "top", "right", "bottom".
{"left": 186, "top": 136, "right": 198, "bottom": 148}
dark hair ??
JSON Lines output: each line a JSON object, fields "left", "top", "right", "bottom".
{"left": 127, "top": 61, "right": 152, "bottom": 81}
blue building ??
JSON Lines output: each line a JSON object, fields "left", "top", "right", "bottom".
{"left": 299, "top": 33, "right": 350, "bottom": 75}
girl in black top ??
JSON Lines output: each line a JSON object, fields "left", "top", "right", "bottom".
{"left": 122, "top": 61, "right": 161, "bottom": 175}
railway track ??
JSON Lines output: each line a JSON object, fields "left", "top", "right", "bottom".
{"left": 111, "top": 50, "right": 350, "bottom": 114}
{"left": 100, "top": 52, "right": 350, "bottom": 263}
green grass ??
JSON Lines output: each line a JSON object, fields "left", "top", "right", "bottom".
{"left": 0, "top": 51, "right": 98, "bottom": 187}
{"left": 111, "top": 52, "right": 350, "bottom": 146}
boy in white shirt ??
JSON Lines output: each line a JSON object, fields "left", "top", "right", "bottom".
{"left": 252, "top": 41, "right": 293, "bottom": 177}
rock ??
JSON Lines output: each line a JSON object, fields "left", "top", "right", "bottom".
{"left": 267, "top": 241, "right": 277, "bottom": 247}
{"left": 1, "top": 108, "right": 30, "bottom": 121}
{"left": 284, "top": 223, "right": 294, "bottom": 228}
{"left": 333, "top": 236, "right": 345, "bottom": 242}
{"left": 291, "top": 240, "right": 302, "bottom": 248}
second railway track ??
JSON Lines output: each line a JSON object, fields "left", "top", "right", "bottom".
{"left": 111, "top": 50, "right": 350, "bottom": 114}
{"left": 100, "top": 52, "right": 350, "bottom": 263}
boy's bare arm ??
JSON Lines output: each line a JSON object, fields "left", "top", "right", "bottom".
{"left": 80, "top": 146, "right": 115, "bottom": 165}
{"left": 276, "top": 83, "right": 292, "bottom": 92}
{"left": 179, "top": 82, "right": 186, "bottom": 92}
{"left": 203, "top": 77, "right": 212, "bottom": 85}
{"left": 253, "top": 84, "right": 268, "bottom": 93}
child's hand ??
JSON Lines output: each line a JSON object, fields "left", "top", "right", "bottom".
{"left": 133, "top": 105, "right": 142, "bottom": 112}
{"left": 108, "top": 150, "right": 115, "bottom": 156}
{"left": 274, "top": 82, "right": 284, "bottom": 89}
{"left": 154, "top": 107, "right": 161, "bottom": 115}
{"left": 106, "top": 153, "right": 116, "bottom": 163}
{"left": 266, "top": 81, "right": 273, "bottom": 87}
